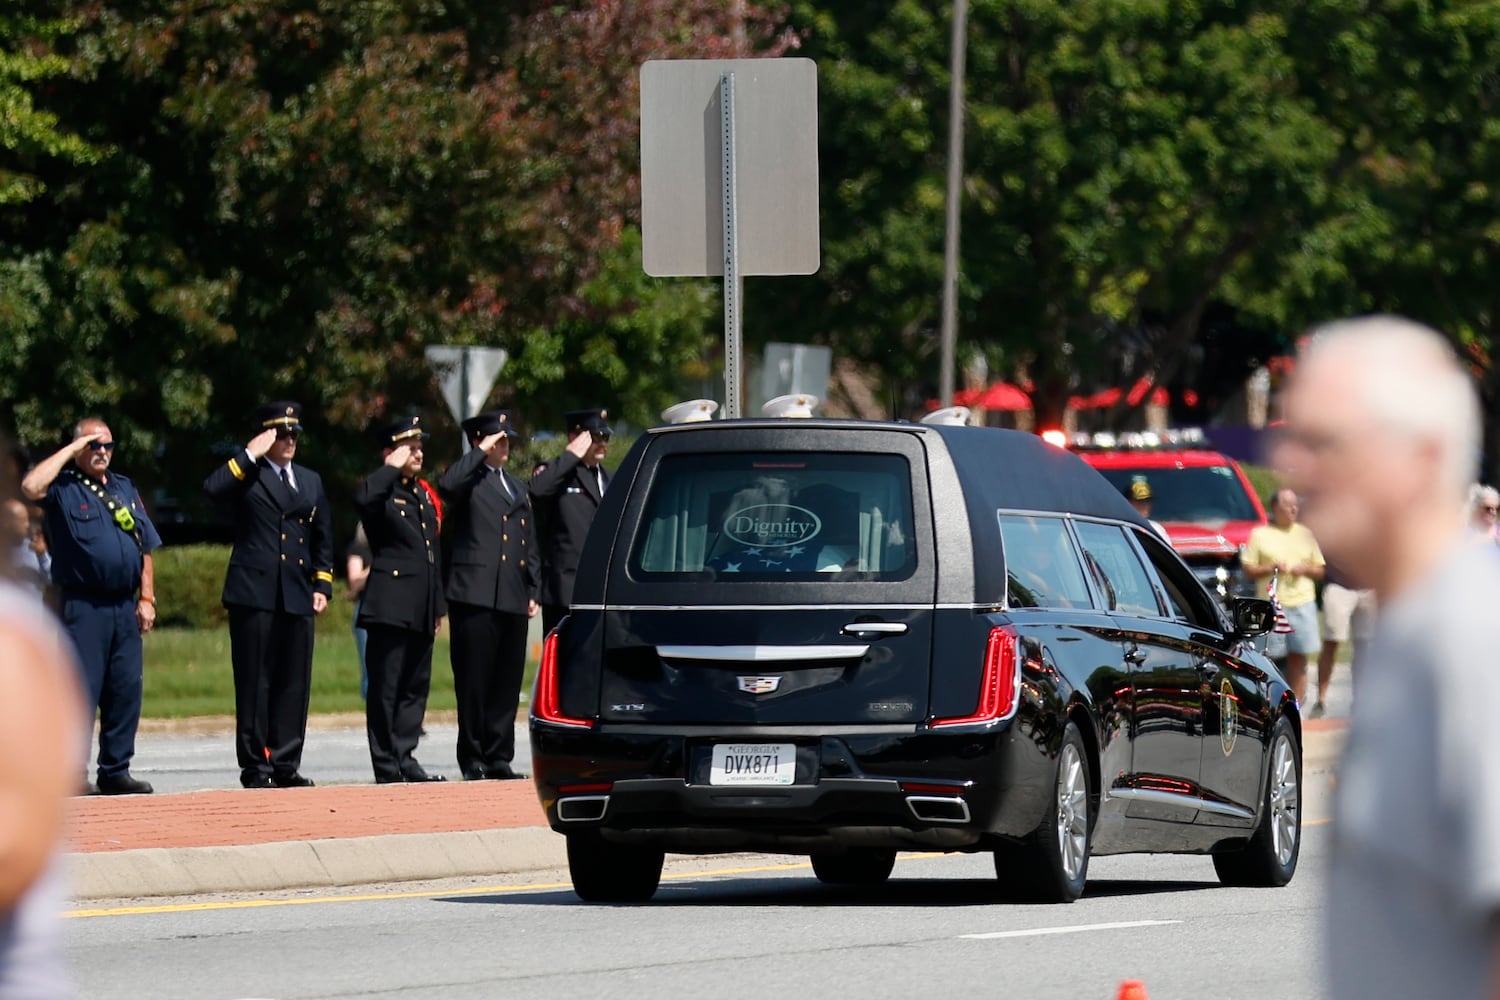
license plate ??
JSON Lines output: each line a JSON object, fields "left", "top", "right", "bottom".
{"left": 709, "top": 743, "right": 796, "bottom": 786}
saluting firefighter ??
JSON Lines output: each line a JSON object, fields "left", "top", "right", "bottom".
{"left": 354, "top": 416, "right": 447, "bottom": 783}
{"left": 203, "top": 402, "right": 333, "bottom": 789}
{"left": 530, "top": 407, "right": 612, "bottom": 633}
{"left": 22, "top": 417, "right": 162, "bottom": 795}
{"left": 437, "top": 411, "right": 538, "bottom": 780}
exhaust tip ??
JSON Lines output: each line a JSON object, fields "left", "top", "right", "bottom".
{"left": 906, "top": 795, "right": 971, "bottom": 824}
{"left": 557, "top": 795, "right": 610, "bottom": 822}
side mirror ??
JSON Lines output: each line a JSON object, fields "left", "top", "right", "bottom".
{"left": 1230, "top": 597, "right": 1275, "bottom": 638}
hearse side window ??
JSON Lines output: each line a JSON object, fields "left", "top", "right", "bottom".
{"left": 1133, "top": 528, "right": 1226, "bottom": 631}
{"left": 997, "top": 514, "right": 1093, "bottom": 609}
{"left": 632, "top": 452, "right": 916, "bottom": 580}
{"left": 1072, "top": 521, "right": 1164, "bottom": 616}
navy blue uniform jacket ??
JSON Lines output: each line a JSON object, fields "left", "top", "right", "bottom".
{"left": 203, "top": 450, "right": 334, "bottom": 614}
{"left": 353, "top": 466, "right": 446, "bottom": 632}
{"left": 437, "top": 448, "right": 538, "bottom": 615}
{"left": 529, "top": 451, "right": 609, "bottom": 608}
{"left": 43, "top": 470, "right": 162, "bottom": 595}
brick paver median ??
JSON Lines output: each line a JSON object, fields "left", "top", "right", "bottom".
{"left": 67, "top": 782, "right": 547, "bottom": 853}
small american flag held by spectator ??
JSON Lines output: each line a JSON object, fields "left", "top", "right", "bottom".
{"left": 1267, "top": 571, "right": 1295, "bottom": 634}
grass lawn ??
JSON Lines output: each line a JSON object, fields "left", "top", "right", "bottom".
{"left": 142, "top": 624, "right": 539, "bottom": 719}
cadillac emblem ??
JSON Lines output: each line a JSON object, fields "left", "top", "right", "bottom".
{"left": 1220, "top": 678, "right": 1238, "bottom": 756}
{"left": 737, "top": 676, "right": 782, "bottom": 695}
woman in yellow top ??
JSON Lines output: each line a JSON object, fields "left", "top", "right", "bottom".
{"left": 1242, "top": 488, "right": 1326, "bottom": 708}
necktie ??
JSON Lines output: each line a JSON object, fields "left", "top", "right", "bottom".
{"left": 495, "top": 467, "right": 513, "bottom": 499}
{"left": 596, "top": 468, "right": 605, "bottom": 496}
{"left": 280, "top": 467, "right": 296, "bottom": 493}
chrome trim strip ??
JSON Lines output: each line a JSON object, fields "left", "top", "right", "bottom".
{"left": 1106, "top": 787, "right": 1254, "bottom": 820}
{"left": 841, "top": 622, "right": 908, "bottom": 635}
{"left": 905, "top": 795, "right": 973, "bottom": 825}
{"left": 571, "top": 603, "right": 999, "bottom": 612}
{"left": 657, "top": 644, "right": 870, "bottom": 662}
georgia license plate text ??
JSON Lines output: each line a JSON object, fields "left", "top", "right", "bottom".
{"left": 709, "top": 743, "right": 796, "bottom": 786}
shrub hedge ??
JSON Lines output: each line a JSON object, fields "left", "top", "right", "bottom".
{"left": 152, "top": 544, "right": 357, "bottom": 632}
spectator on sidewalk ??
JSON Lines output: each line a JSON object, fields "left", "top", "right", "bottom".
{"left": 3, "top": 499, "right": 48, "bottom": 595}
{"left": 1467, "top": 483, "right": 1499, "bottom": 543}
{"left": 1314, "top": 567, "right": 1375, "bottom": 715}
{"left": 1241, "top": 488, "right": 1325, "bottom": 704}
{"left": 353, "top": 417, "right": 446, "bottom": 784}
{"left": 203, "top": 402, "right": 333, "bottom": 790}
{"left": 346, "top": 522, "right": 371, "bottom": 700}
{"left": 1275, "top": 315, "right": 1500, "bottom": 1000}
{"left": 438, "top": 411, "right": 539, "bottom": 781}
{"left": 22, "top": 418, "right": 160, "bottom": 796}
{"left": 0, "top": 430, "right": 82, "bottom": 999}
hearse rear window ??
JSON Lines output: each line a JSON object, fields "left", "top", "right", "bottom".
{"left": 632, "top": 453, "right": 916, "bottom": 579}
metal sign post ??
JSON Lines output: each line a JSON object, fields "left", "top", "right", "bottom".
{"left": 720, "top": 71, "right": 743, "bottom": 417}
{"left": 640, "top": 58, "right": 820, "bottom": 419}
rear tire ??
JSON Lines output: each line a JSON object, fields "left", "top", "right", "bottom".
{"left": 1213, "top": 715, "right": 1301, "bottom": 887}
{"left": 566, "top": 833, "right": 665, "bottom": 902}
{"left": 810, "top": 848, "right": 897, "bottom": 886}
{"left": 993, "top": 721, "right": 1091, "bottom": 903}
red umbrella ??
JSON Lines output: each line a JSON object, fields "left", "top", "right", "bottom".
{"left": 952, "top": 382, "right": 1032, "bottom": 410}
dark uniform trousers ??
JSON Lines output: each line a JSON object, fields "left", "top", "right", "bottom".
{"left": 530, "top": 451, "right": 607, "bottom": 634}
{"left": 438, "top": 448, "right": 540, "bottom": 776}
{"left": 61, "top": 592, "right": 142, "bottom": 776}
{"left": 204, "top": 452, "right": 334, "bottom": 783}
{"left": 355, "top": 466, "right": 445, "bottom": 782}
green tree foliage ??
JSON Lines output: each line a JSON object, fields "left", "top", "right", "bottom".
{"left": 0, "top": 1, "right": 788, "bottom": 518}
{"left": 762, "top": 0, "right": 1500, "bottom": 428}
{"left": 0, "top": 8, "right": 100, "bottom": 205}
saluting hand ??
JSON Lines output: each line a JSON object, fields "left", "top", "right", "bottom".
{"left": 384, "top": 444, "right": 413, "bottom": 469}
{"left": 479, "top": 431, "right": 506, "bottom": 454}
{"left": 70, "top": 432, "right": 105, "bottom": 455}
{"left": 247, "top": 428, "right": 279, "bottom": 459}
{"left": 564, "top": 432, "right": 593, "bottom": 460}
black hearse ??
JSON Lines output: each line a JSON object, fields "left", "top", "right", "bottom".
{"left": 530, "top": 422, "right": 1301, "bottom": 903}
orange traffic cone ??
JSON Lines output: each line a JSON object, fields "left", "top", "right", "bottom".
{"left": 1116, "top": 982, "right": 1149, "bottom": 1000}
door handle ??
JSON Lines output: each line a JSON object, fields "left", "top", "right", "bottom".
{"left": 1124, "top": 647, "right": 1148, "bottom": 665}
{"left": 841, "top": 622, "right": 908, "bottom": 638}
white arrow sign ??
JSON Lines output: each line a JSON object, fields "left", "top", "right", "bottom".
{"left": 425, "top": 345, "right": 508, "bottom": 425}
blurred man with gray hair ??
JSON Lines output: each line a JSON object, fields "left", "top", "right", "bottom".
{"left": 1275, "top": 315, "right": 1500, "bottom": 1000}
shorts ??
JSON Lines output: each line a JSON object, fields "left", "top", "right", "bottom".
{"left": 1265, "top": 599, "right": 1321, "bottom": 658}
{"left": 1321, "top": 582, "right": 1376, "bottom": 644}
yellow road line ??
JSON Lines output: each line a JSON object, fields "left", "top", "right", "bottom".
{"left": 62, "top": 831, "right": 1324, "bottom": 920}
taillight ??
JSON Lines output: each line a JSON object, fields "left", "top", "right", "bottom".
{"left": 931, "top": 626, "right": 1021, "bottom": 728}
{"left": 532, "top": 628, "right": 592, "bottom": 729}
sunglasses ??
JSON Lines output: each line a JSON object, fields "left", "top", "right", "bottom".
{"left": 275, "top": 429, "right": 301, "bottom": 441}
{"left": 87, "top": 441, "right": 116, "bottom": 452}
{"left": 591, "top": 431, "right": 612, "bottom": 442}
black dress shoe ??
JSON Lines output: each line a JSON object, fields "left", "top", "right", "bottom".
{"left": 462, "top": 768, "right": 487, "bottom": 781}
{"left": 97, "top": 773, "right": 153, "bottom": 795}
{"left": 374, "top": 775, "right": 403, "bottom": 784}
{"left": 485, "top": 764, "right": 528, "bottom": 780}
{"left": 272, "top": 772, "right": 316, "bottom": 788}
{"left": 241, "top": 771, "right": 274, "bottom": 789}
{"left": 401, "top": 769, "right": 446, "bottom": 783}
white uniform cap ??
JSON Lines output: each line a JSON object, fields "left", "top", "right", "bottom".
{"left": 761, "top": 393, "right": 819, "bottom": 419}
{"left": 920, "top": 406, "right": 971, "bottom": 427}
{"left": 661, "top": 399, "right": 719, "bottom": 424}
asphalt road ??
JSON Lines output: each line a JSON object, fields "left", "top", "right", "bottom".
{"left": 65, "top": 772, "right": 1337, "bottom": 1000}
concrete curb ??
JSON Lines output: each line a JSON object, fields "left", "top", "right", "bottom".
{"left": 66, "top": 827, "right": 567, "bottom": 900}
{"left": 66, "top": 726, "right": 1347, "bottom": 901}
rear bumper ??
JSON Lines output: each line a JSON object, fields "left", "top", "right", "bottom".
{"left": 529, "top": 721, "right": 1054, "bottom": 854}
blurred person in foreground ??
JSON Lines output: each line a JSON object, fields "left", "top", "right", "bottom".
{"left": 1467, "top": 484, "right": 1499, "bottom": 543}
{"left": 1241, "top": 488, "right": 1325, "bottom": 703}
{"left": 0, "top": 430, "right": 82, "bottom": 998}
{"left": 1274, "top": 315, "right": 1500, "bottom": 1000}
